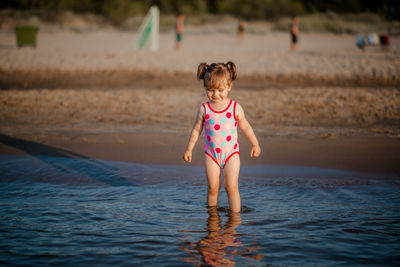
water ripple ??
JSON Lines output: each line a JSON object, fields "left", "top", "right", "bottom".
{"left": 1, "top": 155, "right": 399, "bottom": 266}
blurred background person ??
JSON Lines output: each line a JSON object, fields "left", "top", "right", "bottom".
{"left": 379, "top": 34, "right": 390, "bottom": 52}
{"left": 356, "top": 34, "right": 366, "bottom": 51}
{"left": 290, "top": 16, "right": 300, "bottom": 51}
{"left": 237, "top": 20, "right": 245, "bottom": 44}
{"left": 367, "top": 33, "right": 379, "bottom": 46}
{"left": 175, "top": 13, "right": 185, "bottom": 50}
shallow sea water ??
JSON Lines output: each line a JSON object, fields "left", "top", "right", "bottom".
{"left": 0, "top": 154, "right": 399, "bottom": 266}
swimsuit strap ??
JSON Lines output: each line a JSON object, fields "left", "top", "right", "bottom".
{"left": 232, "top": 100, "right": 237, "bottom": 120}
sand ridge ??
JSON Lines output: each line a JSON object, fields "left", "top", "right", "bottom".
{"left": 0, "top": 86, "right": 399, "bottom": 137}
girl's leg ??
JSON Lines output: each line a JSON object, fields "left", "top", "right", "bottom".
{"left": 223, "top": 154, "right": 241, "bottom": 212}
{"left": 205, "top": 155, "right": 221, "bottom": 207}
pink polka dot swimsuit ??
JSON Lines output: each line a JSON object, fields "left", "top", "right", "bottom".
{"left": 203, "top": 99, "right": 240, "bottom": 168}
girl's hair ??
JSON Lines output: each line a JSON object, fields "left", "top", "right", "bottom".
{"left": 197, "top": 61, "right": 237, "bottom": 89}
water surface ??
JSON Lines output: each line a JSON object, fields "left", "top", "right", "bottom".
{"left": 1, "top": 154, "right": 399, "bottom": 266}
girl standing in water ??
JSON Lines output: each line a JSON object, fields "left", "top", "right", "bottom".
{"left": 183, "top": 61, "right": 261, "bottom": 212}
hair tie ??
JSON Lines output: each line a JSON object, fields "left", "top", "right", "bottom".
{"left": 202, "top": 65, "right": 209, "bottom": 79}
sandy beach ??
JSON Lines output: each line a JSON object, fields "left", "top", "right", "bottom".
{"left": 1, "top": 14, "right": 400, "bottom": 266}
{"left": 1, "top": 30, "right": 399, "bottom": 79}
{"left": 0, "top": 27, "right": 399, "bottom": 173}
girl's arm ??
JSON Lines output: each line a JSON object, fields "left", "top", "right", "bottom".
{"left": 236, "top": 103, "right": 261, "bottom": 158}
{"left": 183, "top": 106, "right": 205, "bottom": 162}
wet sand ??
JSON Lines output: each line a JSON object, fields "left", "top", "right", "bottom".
{"left": 1, "top": 128, "right": 399, "bottom": 175}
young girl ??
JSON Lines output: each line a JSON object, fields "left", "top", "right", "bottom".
{"left": 183, "top": 61, "right": 261, "bottom": 213}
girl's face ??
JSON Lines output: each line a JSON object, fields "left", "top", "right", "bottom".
{"left": 205, "top": 81, "right": 232, "bottom": 104}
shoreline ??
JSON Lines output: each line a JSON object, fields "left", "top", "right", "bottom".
{"left": 1, "top": 131, "right": 399, "bottom": 175}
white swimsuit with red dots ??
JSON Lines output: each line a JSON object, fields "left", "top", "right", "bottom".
{"left": 203, "top": 99, "right": 240, "bottom": 168}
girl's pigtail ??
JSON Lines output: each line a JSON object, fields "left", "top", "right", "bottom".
{"left": 197, "top": 62, "right": 208, "bottom": 80}
{"left": 226, "top": 61, "right": 237, "bottom": 81}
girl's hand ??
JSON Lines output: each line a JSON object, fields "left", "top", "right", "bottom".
{"left": 250, "top": 145, "right": 261, "bottom": 158}
{"left": 183, "top": 150, "right": 192, "bottom": 162}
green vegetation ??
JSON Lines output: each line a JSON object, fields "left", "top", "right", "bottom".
{"left": 274, "top": 12, "right": 397, "bottom": 34}
{"left": 1, "top": 0, "right": 398, "bottom": 34}
{"left": 1, "top": 0, "right": 398, "bottom": 26}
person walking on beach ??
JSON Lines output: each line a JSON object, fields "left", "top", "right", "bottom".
{"left": 290, "top": 16, "right": 300, "bottom": 51}
{"left": 183, "top": 62, "right": 261, "bottom": 213}
{"left": 237, "top": 21, "right": 245, "bottom": 44}
{"left": 175, "top": 13, "right": 185, "bottom": 50}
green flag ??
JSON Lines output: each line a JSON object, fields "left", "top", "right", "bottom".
{"left": 134, "top": 6, "right": 159, "bottom": 51}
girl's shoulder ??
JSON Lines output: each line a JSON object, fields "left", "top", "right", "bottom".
{"left": 200, "top": 102, "right": 208, "bottom": 112}
{"left": 229, "top": 99, "right": 241, "bottom": 106}
{"left": 231, "top": 99, "right": 243, "bottom": 111}
{"left": 229, "top": 99, "right": 240, "bottom": 105}
{"left": 232, "top": 99, "right": 240, "bottom": 105}
{"left": 233, "top": 100, "right": 245, "bottom": 119}
{"left": 197, "top": 103, "right": 206, "bottom": 118}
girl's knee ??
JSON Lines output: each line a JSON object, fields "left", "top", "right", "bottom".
{"left": 208, "top": 184, "right": 220, "bottom": 195}
{"left": 224, "top": 183, "right": 239, "bottom": 195}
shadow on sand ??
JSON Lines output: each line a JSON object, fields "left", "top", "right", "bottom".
{"left": 0, "top": 133, "right": 135, "bottom": 186}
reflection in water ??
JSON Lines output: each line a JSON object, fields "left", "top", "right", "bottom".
{"left": 181, "top": 207, "right": 263, "bottom": 266}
